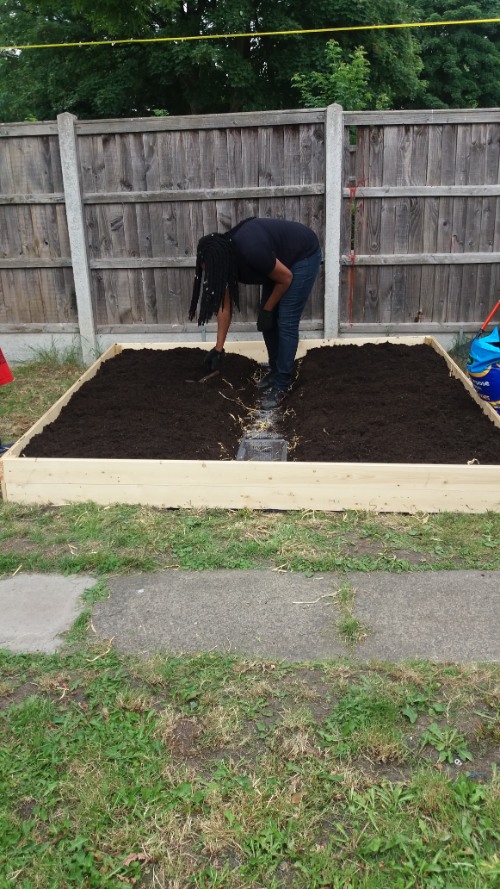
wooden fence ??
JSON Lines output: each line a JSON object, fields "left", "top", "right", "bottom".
{"left": 1, "top": 106, "right": 499, "bottom": 363}
{"left": 341, "top": 110, "right": 500, "bottom": 334}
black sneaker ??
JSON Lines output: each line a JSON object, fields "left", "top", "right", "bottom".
{"left": 256, "top": 371, "right": 274, "bottom": 391}
{"left": 261, "top": 387, "right": 288, "bottom": 410}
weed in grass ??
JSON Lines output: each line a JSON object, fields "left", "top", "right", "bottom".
{"left": 272, "top": 726, "right": 318, "bottom": 761}
{"left": 318, "top": 677, "right": 405, "bottom": 762}
{"left": 27, "top": 340, "right": 85, "bottom": 368}
{"left": 191, "top": 864, "right": 242, "bottom": 887}
{"left": 419, "top": 721, "right": 473, "bottom": 764}
{"left": 476, "top": 718, "right": 500, "bottom": 745}
{"left": 354, "top": 726, "right": 407, "bottom": 765}
{"left": 114, "top": 689, "right": 153, "bottom": 713}
{"left": 410, "top": 768, "right": 455, "bottom": 816}
{"left": 333, "top": 580, "right": 369, "bottom": 646}
{"left": 400, "top": 689, "right": 447, "bottom": 724}
{"left": 159, "top": 654, "right": 242, "bottom": 713}
{"left": 265, "top": 706, "right": 319, "bottom": 760}
{"left": 0, "top": 678, "right": 15, "bottom": 698}
{"left": 64, "top": 578, "right": 110, "bottom": 646}
{"left": 337, "top": 614, "right": 367, "bottom": 644}
{"left": 6, "top": 693, "right": 57, "bottom": 735}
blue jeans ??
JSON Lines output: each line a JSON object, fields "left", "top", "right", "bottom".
{"left": 261, "top": 247, "right": 322, "bottom": 391}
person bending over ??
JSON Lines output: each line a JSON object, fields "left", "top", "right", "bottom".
{"left": 189, "top": 216, "right": 321, "bottom": 410}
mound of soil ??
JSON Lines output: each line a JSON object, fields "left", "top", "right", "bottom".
{"left": 22, "top": 348, "right": 260, "bottom": 460}
{"left": 281, "top": 344, "right": 500, "bottom": 464}
{"left": 22, "top": 343, "right": 500, "bottom": 465}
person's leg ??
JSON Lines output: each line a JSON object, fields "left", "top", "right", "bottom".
{"left": 271, "top": 247, "right": 322, "bottom": 392}
{"left": 260, "top": 280, "right": 279, "bottom": 377}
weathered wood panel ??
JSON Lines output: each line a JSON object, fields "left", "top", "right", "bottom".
{"left": 0, "top": 132, "right": 76, "bottom": 324}
{"left": 76, "top": 121, "right": 325, "bottom": 330}
{"left": 342, "top": 119, "right": 500, "bottom": 327}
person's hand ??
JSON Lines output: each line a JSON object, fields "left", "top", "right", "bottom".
{"left": 203, "top": 347, "right": 224, "bottom": 371}
{"left": 257, "top": 308, "right": 273, "bottom": 333}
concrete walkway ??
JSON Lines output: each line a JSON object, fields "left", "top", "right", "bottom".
{"left": 0, "top": 573, "right": 96, "bottom": 654}
{"left": 0, "top": 569, "right": 498, "bottom": 662}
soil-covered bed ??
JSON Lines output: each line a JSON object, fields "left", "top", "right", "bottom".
{"left": 22, "top": 344, "right": 500, "bottom": 464}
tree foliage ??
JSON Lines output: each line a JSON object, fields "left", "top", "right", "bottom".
{"left": 0, "top": 1, "right": 498, "bottom": 121}
{"left": 0, "top": 1, "right": 424, "bottom": 120}
{"left": 292, "top": 40, "right": 391, "bottom": 110}
{"left": 414, "top": 1, "right": 500, "bottom": 108}
{"left": 0, "top": 1, "right": 178, "bottom": 119}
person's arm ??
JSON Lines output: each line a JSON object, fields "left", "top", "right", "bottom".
{"left": 261, "top": 260, "right": 293, "bottom": 310}
{"left": 215, "top": 288, "right": 232, "bottom": 351}
{"left": 204, "top": 290, "right": 232, "bottom": 370}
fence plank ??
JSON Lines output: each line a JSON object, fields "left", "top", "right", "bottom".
{"left": 344, "top": 110, "right": 500, "bottom": 126}
{"left": 341, "top": 185, "right": 500, "bottom": 197}
{"left": 73, "top": 110, "right": 326, "bottom": 134}
{"left": 0, "top": 194, "right": 65, "bottom": 205}
{"left": 419, "top": 122, "right": 438, "bottom": 322}
{"left": 343, "top": 252, "right": 500, "bottom": 265}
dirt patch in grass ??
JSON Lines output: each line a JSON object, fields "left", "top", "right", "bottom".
{"left": 19, "top": 343, "right": 500, "bottom": 464}
{"left": 0, "top": 539, "right": 69, "bottom": 558}
{"left": 168, "top": 716, "right": 203, "bottom": 756}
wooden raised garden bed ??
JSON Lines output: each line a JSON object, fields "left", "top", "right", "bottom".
{"left": 2, "top": 338, "right": 500, "bottom": 512}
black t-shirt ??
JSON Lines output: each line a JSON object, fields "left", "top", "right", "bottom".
{"left": 231, "top": 218, "right": 320, "bottom": 285}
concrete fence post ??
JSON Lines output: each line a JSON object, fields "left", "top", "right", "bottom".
{"left": 57, "top": 112, "right": 97, "bottom": 365}
{"left": 324, "top": 103, "right": 344, "bottom": 338}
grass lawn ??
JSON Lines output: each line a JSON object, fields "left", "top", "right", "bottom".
{"left": 0, "top": 352, "right": 499, "bottom": 887}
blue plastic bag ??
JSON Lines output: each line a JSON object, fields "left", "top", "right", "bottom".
{"left": 467, "top": 326, "right": 500, "bottom": 413}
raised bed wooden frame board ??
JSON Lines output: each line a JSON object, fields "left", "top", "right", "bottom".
{"left": 2, "top": 338, "right": 500, "bottom": 513}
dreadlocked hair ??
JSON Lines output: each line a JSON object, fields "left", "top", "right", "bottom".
{"left": 189, "top": 219, "right": 254, "bottom": 325}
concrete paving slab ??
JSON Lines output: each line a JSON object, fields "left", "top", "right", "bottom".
{"left": 92, "top": 570, "right": 349, "bottom": 661}
{"left": 0, "top": 574, "right": 96, "bottom": 654}
{"left": 350, "top": 570, "right": 500, "bottom": 663}
{"left": 2, "top": 569, "right": 498, "bottom": 663}
{"left": 92, "top": 569, "right": 500, "bottom": 663}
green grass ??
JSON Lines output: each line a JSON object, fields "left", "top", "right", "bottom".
{"left": 1, "top": 354, "right": 500, "bottom": 887}
{"left": 334, "top": 580, "right": 369, "bottom": 646}
{"left": 1, "top": 649, "right": 499, "bottom": 888}
{"left": 0, "top": 347, "right": 84, "bottom": 444}
{"left": 2, "top": 501, "right": 500, "bottom": 575}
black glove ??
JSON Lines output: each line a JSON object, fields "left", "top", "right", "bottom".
{"left": 204, "top": 347, "right": 224, "bottom": 372}
{"left": 257, "top": 308, "right": 273, "bottom": 333}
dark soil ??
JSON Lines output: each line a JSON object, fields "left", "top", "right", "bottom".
{"left": 23, "top": 349, "right": 260, "bottom": 460}
{"left": 281, "top": 344, "right": 500, "bottom": 464}
{"left": 22, "top": 344, "right": 500, "bottom": 464}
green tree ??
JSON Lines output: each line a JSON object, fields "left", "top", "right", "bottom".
{"left": 413, "top": 1, "right": 500, "bottom": 108}
{"left": 0, "top": 1, "right": 179, "bottom": 120}
{"left": 292, "top": 39, "right": 391, "bottom": 109}
{"left": 0, "top": 1, "right": 425, "bottom": 121}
